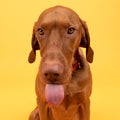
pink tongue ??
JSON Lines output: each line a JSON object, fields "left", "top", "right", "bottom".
{"left": 45, "top": 84, "right": 64, "bottom": 106}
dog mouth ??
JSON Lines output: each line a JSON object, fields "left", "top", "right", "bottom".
{"left": 45, "top": 84, "right": 64, "bottom": 106}
{"left": 40, "top": 51, "right": 78, "bottom": 106}
{"left": 43, "top": 65, "right": 70, "bottom": 106}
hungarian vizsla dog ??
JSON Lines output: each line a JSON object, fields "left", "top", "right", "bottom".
{"left": 28, "top": 6, "right": 94, "bottom": 120}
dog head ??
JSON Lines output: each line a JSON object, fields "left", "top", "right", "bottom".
{"left": 28, "top": 6, "right": 93, "bottom": 64}
{"left": 28, "top": 6, "right": 94, "bottom": 105}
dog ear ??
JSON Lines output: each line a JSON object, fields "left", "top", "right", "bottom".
{"left": 28, "top": 29, "right": 40, "bottom": 63}
{"left": 80, "top": 20, "right": 94, "bottom": 63}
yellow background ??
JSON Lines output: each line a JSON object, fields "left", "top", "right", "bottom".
{"left": 0, "top": 0, "right": 120, "bottom": 119}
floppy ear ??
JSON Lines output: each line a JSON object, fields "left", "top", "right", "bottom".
{"left": 80, "top": 20, "right": 94, "bottom": 63}
{"left": 28, "top": 29, "right": 40, "bottom": 63}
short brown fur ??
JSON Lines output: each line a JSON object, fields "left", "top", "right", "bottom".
{"left": 28, "top": 6, "right": 94, "bottom": 120}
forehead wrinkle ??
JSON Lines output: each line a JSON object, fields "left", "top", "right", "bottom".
{"left": 39, "top": 13, "right": 72, "bottom": 29}
{"left": 39, "top": 15, "right": 72, "bottom": 28}
{"left": 41, "top": 20, "right": 71, "bottom": 29}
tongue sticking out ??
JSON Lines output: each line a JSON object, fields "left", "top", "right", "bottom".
{"left": 45, "top": 84, "right": 64, "bottom": 106}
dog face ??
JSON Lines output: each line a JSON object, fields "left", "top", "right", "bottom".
{"left": 28, "top": 6, "right": 93, "bottom": 83}
{"left": 28, "top": 6, "right": 93, "bottom": 105}
{"left": 36, "top": 6, "right": 84, "bottom": 84}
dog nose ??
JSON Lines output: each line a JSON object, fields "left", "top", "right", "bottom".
{"left": 42, "top": 61, "right": 64, "bottom": 82}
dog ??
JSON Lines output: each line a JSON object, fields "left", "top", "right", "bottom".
{"left": 28, "top": 5, "right": 94, "bottom": 120}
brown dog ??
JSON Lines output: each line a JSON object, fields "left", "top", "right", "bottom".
{"left": 28, "top": 6, "right": 94, "bottom": 120}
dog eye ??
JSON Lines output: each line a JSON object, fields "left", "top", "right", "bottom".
{"left": 68, "top": 27, "right": 75, "bottom": 34}
{"left": 38, "top": 28, "right": 44, "bottom": 35}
